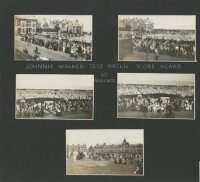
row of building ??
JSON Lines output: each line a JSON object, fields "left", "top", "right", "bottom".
{"left": 66, "top": 138, "right": 143, "bottom": 157}
{"left": 14, "top": 15, "right": 83, "bottom": 35}
{"left": 118, "top": 17, "right": 154, "bottom": 32}
{"left": 15, "top": 16, "right": 153, "bottom": 36}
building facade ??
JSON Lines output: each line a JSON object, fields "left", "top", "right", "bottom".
{"left": 66, "top": 139, "right": 143, "bottom": 158}
{"left": 91, "top": 138, "right": 143, "bottom": 156}
{"left": 119, "top": 17, "right": 154, "bottom": 32}
{"left": 61, "top": 20, "right": 83, "bottom": 34}
{"left": 15, "top": 15, "right": 37, "bottom": 35}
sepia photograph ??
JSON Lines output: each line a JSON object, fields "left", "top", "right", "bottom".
{"left": 15, "top": 74, "right": 94, "bottom": 120}
{"left": 66, "top": 129, "right": 144, "bottom": 176}
{"left": 118, "top": 15, "right": 196, "bottom": 62}
{"left": 14, "top": 15, "right": 92, "bottom": 61}
{"left": 118, "top": 73, "right": 195, "bottom": 119}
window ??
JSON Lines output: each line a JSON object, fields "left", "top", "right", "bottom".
{"left": 32, "top": 22, "right": 36, "bottom": 27}
{"left": 21, "top": 21, "right": 26, "bottom": 27}
{"left": 26, "top": 21, "right": 31, "bottom": 27}
{"left": 21, "top": 28, "right": 26, "bottom": 33}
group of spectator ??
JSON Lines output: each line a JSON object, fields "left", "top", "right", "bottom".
{"left": 118, "top": 84, "right": 194, "bottom": 116}
{"left": 88, "top": 153, "right": 143, "bottom": 164}
{"left": 118, "top": 84, "right": 194, "bottom": 97}
{"left": 118, "top": 95, "right": 194, "bottom": 114}
{"left": 16, "top": 89, "right": 93, "bottom": 118}
{"left": 21, "top": 33, "right": 92, "bottom": 60}
{"left": 119, "top": 29, "right": 195, "bottom": 60}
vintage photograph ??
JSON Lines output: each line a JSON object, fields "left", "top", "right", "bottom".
{"left": 118, "top": 15, "right": 196, "bottom": 61}
{"left": 15, "top": 74, "right": 94, "bottom": 120}
{"left": 118, "top": 73, "right": 195, "bottom": 119}
{"left": 14, "top": 15, "right": 92, "bottom": 61}
{"left": 66, "top": 129, "right": 144, "bottom": 176}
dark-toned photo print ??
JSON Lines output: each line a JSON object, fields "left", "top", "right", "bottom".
{"left": 14, "top": 15, "right": 92, "bottom": 61}
{"left": 66, "top": 129, "right": 144, "bottom": 176}
{"left": 118, "top": 15, "right": 196, "bottom": 62}
{"left": 117, "top": 73, "right": 195, "bottom": 119}
{"left": 15, "top": 74, "right": 94, "bottom": 120}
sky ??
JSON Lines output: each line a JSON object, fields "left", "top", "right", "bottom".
{"left": 66, "top": 129, "right": 144, "bottom": 146}
{"left": 119, "top": 15, "right": 196, "bottom": 30}
{"left": 118, "top": 73, "right": 195, "bottom": 86}
{"left": 35, "top": 15, "right": 92, "bottom": 32}
{"left": 16, "top": 74, "right": 94, "bottom": 90}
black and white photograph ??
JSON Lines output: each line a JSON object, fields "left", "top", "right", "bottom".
{"left": 118, "top": 73, "right": 195, "bottom": 119}
{"left": 2, "top": 0, "right": 200, "bottom": 181}
{"left": 66, "top": 129, "right": 144, "bottom": 176}
{"left": 14, "top": 15, "right": 92, "bottom": 61}
{"left": 15, "top": 74, "right": 94, "bottom": 120}
{"left": 118, "top": 15, "right": 196, "bottom": 62}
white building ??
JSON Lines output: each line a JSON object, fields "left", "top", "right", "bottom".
{"left": 15, "top": 15, "right": 37, "bottom": 35}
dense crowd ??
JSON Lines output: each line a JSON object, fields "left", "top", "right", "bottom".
{"left": 21, "top": 33, "right": 92, "bottom": 60}
{"left": 118, "top": 84, "right": 194, "bottom": 116}
{"left": 119, "top": 30, "right": 195, "bottom": 60}
{"left": 16, "top": 89, "right": 93, "bottom": 118}
{"left": 88, "top": 153, "right": 143, "bottom": 164}
{"left": 118, "top": 95, "right": 194, "bottom": 115}
{"left": 119, "top": 29, "right": 195, "bottom": 41}
{"left": 118, "top": 84, "right": 194, "bottom": 96}
{"left": 67, "top": 149, "right": 143, "bottom": 164}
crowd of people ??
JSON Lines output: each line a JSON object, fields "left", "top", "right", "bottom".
{"left": 67, "top": 149, "right": 143, "bottom": 174}
{"left": 88, "top": 153, "right": 143, "bottom": 164}
{"left": 118, "top": 84, "right": 194, "bottom": 117}
{"left": 119, "top": 29, "right": 195, "bottom": 60}
{"left": 67, "top": 149, "right": 143, "bottom": 164}
{"left": 118, "top": 84, "right": 194, "bottom": 96}
{"left": 119, "top": 29, "right": 195, "bottom": 41}
{"left": 16, "top": 89, "right": 93, "bottom": 118}
{"left": 118, "top": 95, "right": 194, "bottom": 116}
{"left": 21, "top": 33, "right": 92, "bottom": 60}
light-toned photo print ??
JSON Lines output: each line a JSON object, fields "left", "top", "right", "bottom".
{"left": 66, "top": 129, "right": 144, "bottom": 176}
{"left": 16, "top": 74, "right": 94, "bottom": 120}
{"left": 14, "top": 15, "right": 92, "bottom": 61}
{"left": 117, "top": 73, "right": 195, "bottom": 119}
{"left": 118, "top": 15, "right": 196, "bottom": 62}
